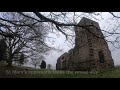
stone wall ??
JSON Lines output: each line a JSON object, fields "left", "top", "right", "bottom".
{"left": 56, "top": 17, "right": 114, "bottom": 71}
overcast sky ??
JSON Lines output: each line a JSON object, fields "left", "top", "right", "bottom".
{"left": 41, "top": 12, "right": 120, "bottom": 69}
{"left": 2, "top": 12, "right": 120, "bottom": 69}
{"left": 23, "top": 12, "right": 120, "bottom": 69}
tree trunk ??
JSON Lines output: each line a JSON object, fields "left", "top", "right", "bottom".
{"left": 7, "top": 55, "right": 13, "bottom": 68}
{"left": 35, "top": 65, "right": 36, "bottom": 68}
{"left": 7, "top": 60, "right": 12, "bottom": 67}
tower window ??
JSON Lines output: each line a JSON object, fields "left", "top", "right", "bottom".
{"left": 98, "top": 51, "right": 105, "bottom": 63}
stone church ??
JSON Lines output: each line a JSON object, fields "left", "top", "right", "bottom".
{"left": 56, "top": 17, "right": 114, "bottom": 71}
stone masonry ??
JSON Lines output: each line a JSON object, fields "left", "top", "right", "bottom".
{"left": 56, "top": 17, "right": 114, "bottom": 71}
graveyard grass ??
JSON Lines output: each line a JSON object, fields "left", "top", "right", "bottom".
{"left": 0, "top": 61, "right": 120, "bottom": 78}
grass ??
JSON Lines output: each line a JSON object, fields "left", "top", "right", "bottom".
{"left": 1, "top": 61, "right": 120, "bottom": 78}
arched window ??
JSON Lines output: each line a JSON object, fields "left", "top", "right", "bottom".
{"left": 98, "top": 51, "right": 105, "bottom": 63}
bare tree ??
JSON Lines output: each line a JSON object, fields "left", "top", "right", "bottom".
{"left": 30, "top": 58, "right": 41, "bottom": 68}
{"left": 47, "top": 64, "right": 52, "bottom": 69}
{"left": 30, "top": 55, "right": 44, "bottom": 68}
{"left": 0, "top": 39, "right": 7, "bottom": 61}
{"left": 0, "top": 12, "right": 50, "bottom": 67}
{"left": 1, "top": 12, "right": 120, "bottom": 48}
{"left": 16, "top": 12, "right": 120, "bottom": 49}
{"left": 1, "top": 12, "right": 120, "bottom": 68}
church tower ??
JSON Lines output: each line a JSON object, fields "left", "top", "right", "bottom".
{"left": 56, "top": 17, "right": 114, "bottom": 71}
{"left": 69, "top": 17, "right": 114, "bottom": 71}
